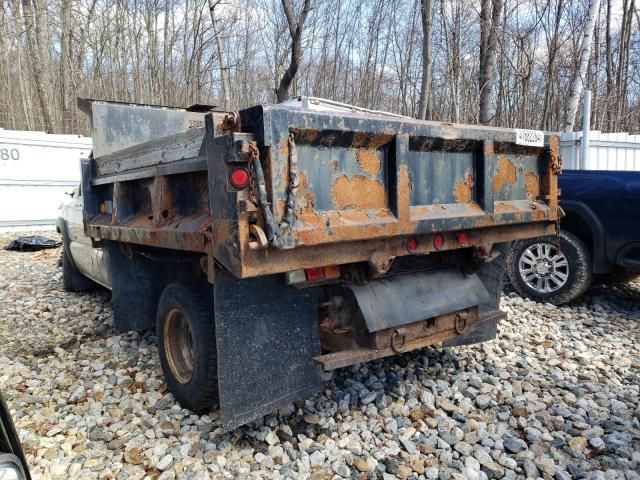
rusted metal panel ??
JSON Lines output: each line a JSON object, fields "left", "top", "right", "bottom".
{"left": 237, "top": 104, "right": 559, "bottom": 253}
{"left": 78, "top": 98, "right": 219, "bottom": 158}
{"left": 95, "top": 127, "right": 207, "bottom": 176}
{"left": 347, "top": 269, "right": 489, "bottom": 332}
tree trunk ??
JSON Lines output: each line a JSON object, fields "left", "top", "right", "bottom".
{"left": 563, "top": 0, "right": 599, "bottom": 132}
{"left": 605, "top": 0, "right": 613, "bottom": 129}
{"left": 478, "top": 0, "right": 502, "bottom": 125}
{"left": 21, "top": 0, "right": 53, "bottom": 132}
{"left": 276, "top": 0, "right": 312, "bottom": 103}
{"left": 418, "top": 0, "right": 432, "bottom": 120}
{"left": 614, "top": 0, "right": 634, "bottom": 130}
{"left": 541, "top": 0, "right": 563, "bottom": 130}
{"left": 163, "top": 0, "right": 170, "bottom": 104}
{"left": 208, "top": 0, "right": 232, "bottom": 110}
{"left": 61, "top": 0, "right": 73, "bottom": 132}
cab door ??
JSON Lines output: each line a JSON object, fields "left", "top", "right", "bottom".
{"left": 62, "top": 185, "right": 110, "bottom": 288}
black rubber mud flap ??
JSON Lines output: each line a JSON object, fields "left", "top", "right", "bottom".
{"left": 442, "top": 310, "right": 504, "bottom": 347}
{"left": 443, "top": 243, "right": 509, "bottom": 347}
{"left": 214, "top": 266, "right": 323, "bottom": 432}
{"left": 108, "top": 243, "right": 167, "bottom": 332}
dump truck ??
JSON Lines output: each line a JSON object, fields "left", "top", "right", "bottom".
{"left": 63, "top": 97, "right": 560, "bottom": 431}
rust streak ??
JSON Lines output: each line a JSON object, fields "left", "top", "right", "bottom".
{"left": 397, "top": 164, "right": 412, "bottom": 220}
{"left": 297, "top": 171, "right": 309, "bottom": 191}
{"left": 356, "top": 149, "right": 382, "bottom": 176}
{"left": 303, "top": 192, "right": 315, "bottom": 212}
{"left": 294, "top": 171, "right": 315, "bottom": 213}
{"left": 494, "top": 202, "right": 519, "bottom": 213}
{"left": 524, "top": 171, "right": 540, "bottom": 200}
{"left": 453, "top": 170, "right": 475, "bottom": 203}
{"left": 278, "top": 139, "right": 289, "bottom": 159}
{"left": 298, "top": 211, "right": 326, "bottom": 229}
{"left": 493, "top": 155, "right": 517, "bottom": 192}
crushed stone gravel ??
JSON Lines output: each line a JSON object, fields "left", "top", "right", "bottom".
{"left": 1, "top": 231, "right": 638, "bottom": 480}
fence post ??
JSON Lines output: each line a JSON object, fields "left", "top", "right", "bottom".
{"left": 581, "top": 90, "right": 591, "bottom": 169}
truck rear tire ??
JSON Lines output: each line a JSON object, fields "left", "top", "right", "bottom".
{"left": 507, "top": 231, "right": 592, "bottom": 305}
{"left": 156, "top": 282, "right": 218, "bottom": 412}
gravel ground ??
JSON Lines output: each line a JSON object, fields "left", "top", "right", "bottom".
{"left": 0, "top": 231, "right": 639, "bottom": 480}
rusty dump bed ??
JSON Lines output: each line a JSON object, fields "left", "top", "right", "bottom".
{"left": 80, "top": 97, "right": 559, "bottom": 278}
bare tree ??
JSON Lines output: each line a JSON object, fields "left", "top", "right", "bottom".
{"left": 20, "top": 0, "right": 53, "bottom": 131}
{"left": 563, "top": 0, "right": 599, "bottom": 132}
{"left": 276, "top": 0, "right": 312, "bottom": 103}
{"left": 478, "top": 0, "right": 503, "bottom": 125}
{"left": 208, "top": 0, "right": 232, "bottom": 110}
{"left": 418, "top": 0, "right": 433, "bottom": 120}
{"left": 60, "top": 0, "right": 73, "bottom": 132}
{"left": 1, "top": 0, "right": 639, "bottom": 136}
{"left": 540, "top": 0, "right": 564, "bottom": 130}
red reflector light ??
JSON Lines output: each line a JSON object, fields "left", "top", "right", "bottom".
{"left": 433, "top": 234, "right": 445, "bottom": 250}
{"left": 305, "top": 267, "right": 325, "bottom": 281}
{"left": 407, "top": 237, "right": 418, "bottom": 252}
{"left": 229, "top": 168, "right": 249, "bottom": 189}
{"left": 457, "top": 232, "right": 469, "bottom": 246}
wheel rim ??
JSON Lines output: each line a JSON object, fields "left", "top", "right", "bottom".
{"left": 163, "top": 308, "right": 195, "bottom": 384}
{"left": 519, "top": 242, "right": 569, "bottom": 294}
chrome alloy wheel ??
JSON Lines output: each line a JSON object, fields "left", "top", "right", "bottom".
{"left": 518, "top": 242, "right": 569, "bottom": 294}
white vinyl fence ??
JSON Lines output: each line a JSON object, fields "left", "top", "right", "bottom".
{"left": 559, "top": 131, "right": 640, "bottom": 171}
{"left": 0, "top": 129, "right": 92, "bottom": 230}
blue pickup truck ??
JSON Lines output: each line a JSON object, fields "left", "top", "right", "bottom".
{"left": 507, "top": 170, "right": 640, "bottom": 304}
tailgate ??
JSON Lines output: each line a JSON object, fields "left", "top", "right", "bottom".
{"left": 243, "top": 103, "right": 559, "bottom": 250}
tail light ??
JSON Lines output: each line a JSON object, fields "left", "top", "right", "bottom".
{"left": 457, "top": 231, "right": 469, "bottom": 246}
{"left": 305, "top": 267, "right": 325, "bottom": 281}
{"left": 285, "top": 266, "right": 341, "bottom": 285}
{"left": 229, "top": 168, "right": 249, "bottom": 189}
{"left": 433, "top": 234, "right": 445, "bottom": 250}
{"left": 407, "top": 237, "right": 418, "bottom": 253}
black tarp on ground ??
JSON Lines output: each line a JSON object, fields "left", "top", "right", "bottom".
{"left": 4, "top": 236, "right": 61, "bottom": 252}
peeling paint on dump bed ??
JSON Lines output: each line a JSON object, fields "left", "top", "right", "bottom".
{"left": 524, "top": 171, "right": 540, "bottom": 200}
{"left": 453, "top": 170, "right": 475, "bottom": 204}
{"left": 493, "top": 155, "right": 517, "bottom": 192}
{"left": 331, "top": 175, "right": 387, "bottom": 210}
{"left": 356, "top": 149, "right": 382, "bottom": 176}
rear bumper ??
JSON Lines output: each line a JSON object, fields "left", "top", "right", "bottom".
{"left": 220, "top": 220, "right": 556, "bottom": 278}
{"left": 314, "top": 308, "right": 505, "bottom": 371}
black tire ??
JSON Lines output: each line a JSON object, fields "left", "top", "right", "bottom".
{"left": 156, "top": 282, "right": 218, "bottom": 412}
{"left": 507, "top": 231, "right": 592, "bottom": 305}
{"left": 61, "top": 242, "right": 94, "bottom": 292}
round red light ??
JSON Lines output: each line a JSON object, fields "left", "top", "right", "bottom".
{"left": 433, "top": 234, "right": 445, "bottom": 250}
{"left": 407, "top": 237, "right": 418, "bottom": 252}
{"left": 229, "top": 168, "right": 249, "bottom": 189}
{"left": 457, "top": 232, "right": 469, "bottom": 246}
